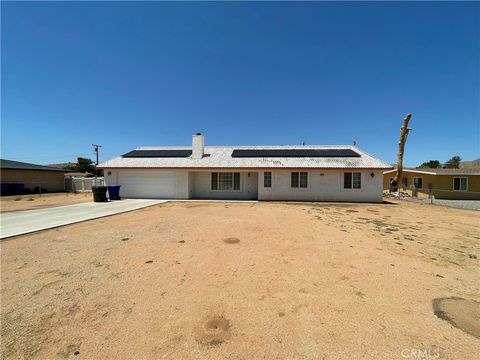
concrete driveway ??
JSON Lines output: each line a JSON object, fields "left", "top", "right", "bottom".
{"left": 0, "top": 199, "right": 166, "bottom": 239}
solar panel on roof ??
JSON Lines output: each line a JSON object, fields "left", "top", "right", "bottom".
{"left": 122, "top": 150, "right": 192, "bottom": 158}
{"left": 231, "top": 149, "right": 360, "bottom": 158}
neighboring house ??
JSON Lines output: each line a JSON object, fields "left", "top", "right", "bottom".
{"left": 0, "top": 159, "right": 67, "bottom": 195}
{"left": 98, "top": 134, "right": 392, "bottom": 202}
{"left": 383, "top": 168, "right": 480, "bottom": 200}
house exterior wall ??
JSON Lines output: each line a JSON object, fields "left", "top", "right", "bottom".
{"left": 104, "top": 168, "right": 384, "bottom": 202}
{"left": 104, "top": 169, "right": 190, "bottom": 199}
{"left": 187, "top": 172, "right": 194, "bottom": 198}
{"left": 383, "top": 172, "right": 437, "bottom": 191}
{"left": 191, "top": 171, "right": 258, "bottom": 200}
{"left": 382, "top": 171, "right": 480, "bottom": 200}
{"left": 1, "top": 169, "right": 65, "bottom": 193}
{"left": 258, "top": 169, "right": 383, "bottom": 202}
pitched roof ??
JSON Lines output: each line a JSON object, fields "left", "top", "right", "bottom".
{"left": 384, "top": 168, "right": 480, "bottom": 176}
{"left": 0, "top": 159, "right": 67, "bottom": 172}
{"left": 98, "top": 145, "right": 392, "bottom": 169}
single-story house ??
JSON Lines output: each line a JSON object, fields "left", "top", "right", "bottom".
{"left": 0, "top": 159, "right": 67, "bottom": 195}
{"left": 98, "top": 134, "right": 391, "bottom": 203}
{"left": 383, "top": 168, "right": 480, "bottom": 200}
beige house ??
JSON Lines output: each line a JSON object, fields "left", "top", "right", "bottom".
{"left": 383, "top": 168, "right": 480, "bottom": 200}
{"left": 1, "top": 159, "right": 66, "bottom": 195}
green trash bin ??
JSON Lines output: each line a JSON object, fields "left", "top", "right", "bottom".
{"left": 92, "top": 186, "right": 108, "bottom": 202}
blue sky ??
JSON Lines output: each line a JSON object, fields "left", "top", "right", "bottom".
{"left": 1, "top": 1, "right": 479, "bottom": 166}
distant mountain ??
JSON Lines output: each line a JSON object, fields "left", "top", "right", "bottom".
{"left": 460, "top": 159, "right": 480, "bottom": 168}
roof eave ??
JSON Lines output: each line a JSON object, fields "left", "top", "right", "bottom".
{"left": 98, "top": 166, "right": 392, "bottom": 170}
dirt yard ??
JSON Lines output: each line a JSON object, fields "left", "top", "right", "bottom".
{"left": 1, "top": 201, "right": 479, "bottom": 359}
{"left": 0, "top": 193, "right": 91, "bottom": 213}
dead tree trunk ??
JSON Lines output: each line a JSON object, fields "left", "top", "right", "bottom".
{"left": 391, "top": 114, "right": 412, "bottom": 192}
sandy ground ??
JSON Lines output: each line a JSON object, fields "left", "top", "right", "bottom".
{"left": 0, "top": 193, "right": 91, "bottom": 213}
{"left": 1, "top": 201, "right": 479, "bottom": 359}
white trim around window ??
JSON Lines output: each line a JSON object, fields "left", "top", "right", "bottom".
{"left": 263, "top": 171, "right": 272, "bottom": 188}
{"left": 291, "top": 171, "right": 308, "bottom": 189}
{"left": 344, "top": 172, "right": 361, "bottom": 189}
{"left": 453, "top": 177, "right": 468, "bottom": 191}
{"left": 211, "top": 172, "right": 241, "bottom": 191}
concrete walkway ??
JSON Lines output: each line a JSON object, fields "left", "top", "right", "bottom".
{"left": 0, "top": 199, "right": 166, "bottom": 239}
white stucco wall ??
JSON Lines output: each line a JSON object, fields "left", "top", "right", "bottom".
{"left": 187, "top": 171, "right": 194, "bottom": 198}
{"left": 258, "top": 169, "right": 383, "bottom": 202}
{"left": 104, "top": 168, "right": 383, "bottom": 202}
{"left": 191, "top": 171, "right": 258, "bottom": 200}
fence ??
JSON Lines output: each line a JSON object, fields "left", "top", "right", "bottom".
{"left": 385, "top": 187, "right": 480, "bottom": 201}
{"left": 426, "top": 188, "right": 480, "bottom": 201}
{"left": 65, "top": 177, "right": 104, "bottom": 192}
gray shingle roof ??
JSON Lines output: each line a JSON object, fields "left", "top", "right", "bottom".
{"left": 0, "top": 159, "right": 67, "bottom": 172}
{"left": 99, "top": 145, "right": 392, "bottom": 169}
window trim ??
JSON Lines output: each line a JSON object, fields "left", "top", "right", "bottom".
{"left": 412, "top": 177, "right": 423, "bottom": 190}
{"left": 263, "top": 171, "right": 272, "bottom": 188}
{"left": 344, "top": 172, "right": 362, "bottom": 190}
{"left": 210, "top": 172, "right": 241, "bottom": 192}
{"left": 290, "top": 171, "right": 308, "bottom": 189}
{"left": 453, "top": 177, "right": 468, "bottom": 192}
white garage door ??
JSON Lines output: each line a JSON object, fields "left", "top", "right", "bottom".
{"left": 118, "top": 172, "right": 176, "bottom": 199}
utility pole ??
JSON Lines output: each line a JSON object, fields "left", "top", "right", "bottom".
{"left": 92, "top": 144, "right": 102, "bottom": 178}
{"left": 92, "top": 144, "right": 102, "bottom": 165}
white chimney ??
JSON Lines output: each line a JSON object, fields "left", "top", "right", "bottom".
{"left": 192, "top": 133, "right": 205, "bottom": 159}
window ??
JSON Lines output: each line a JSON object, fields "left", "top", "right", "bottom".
{"left": 300, "top": 172, "right": 308, "bottom": 188}
{"left": 413, "top": 177, "right": 423, "bottom": 189}
{"left": 264, "top": 172, "right": 272, "bottom": 188}
{"left": 344, "top": 172, "right": 361, "bottom": 189}
{"left": 219, "top": 173, "right": 233, "bottom": 190}
{"left": 211, "top": 172, "right": 240, "bottom": 191}
{"left": 291, "top": 172, "right": 308, "bottom": 188}
{"left": 453, "top": 177, "right": 467, "bottom": 191}
{"left": 353, "top": 172, "right": 361, "bottom": 189}
{"left": 233, "top": 173, "right": 240, "bottom": 190}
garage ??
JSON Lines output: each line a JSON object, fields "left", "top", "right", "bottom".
{"left": 117, "top": 172, "right": 177, "bottom": 199}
